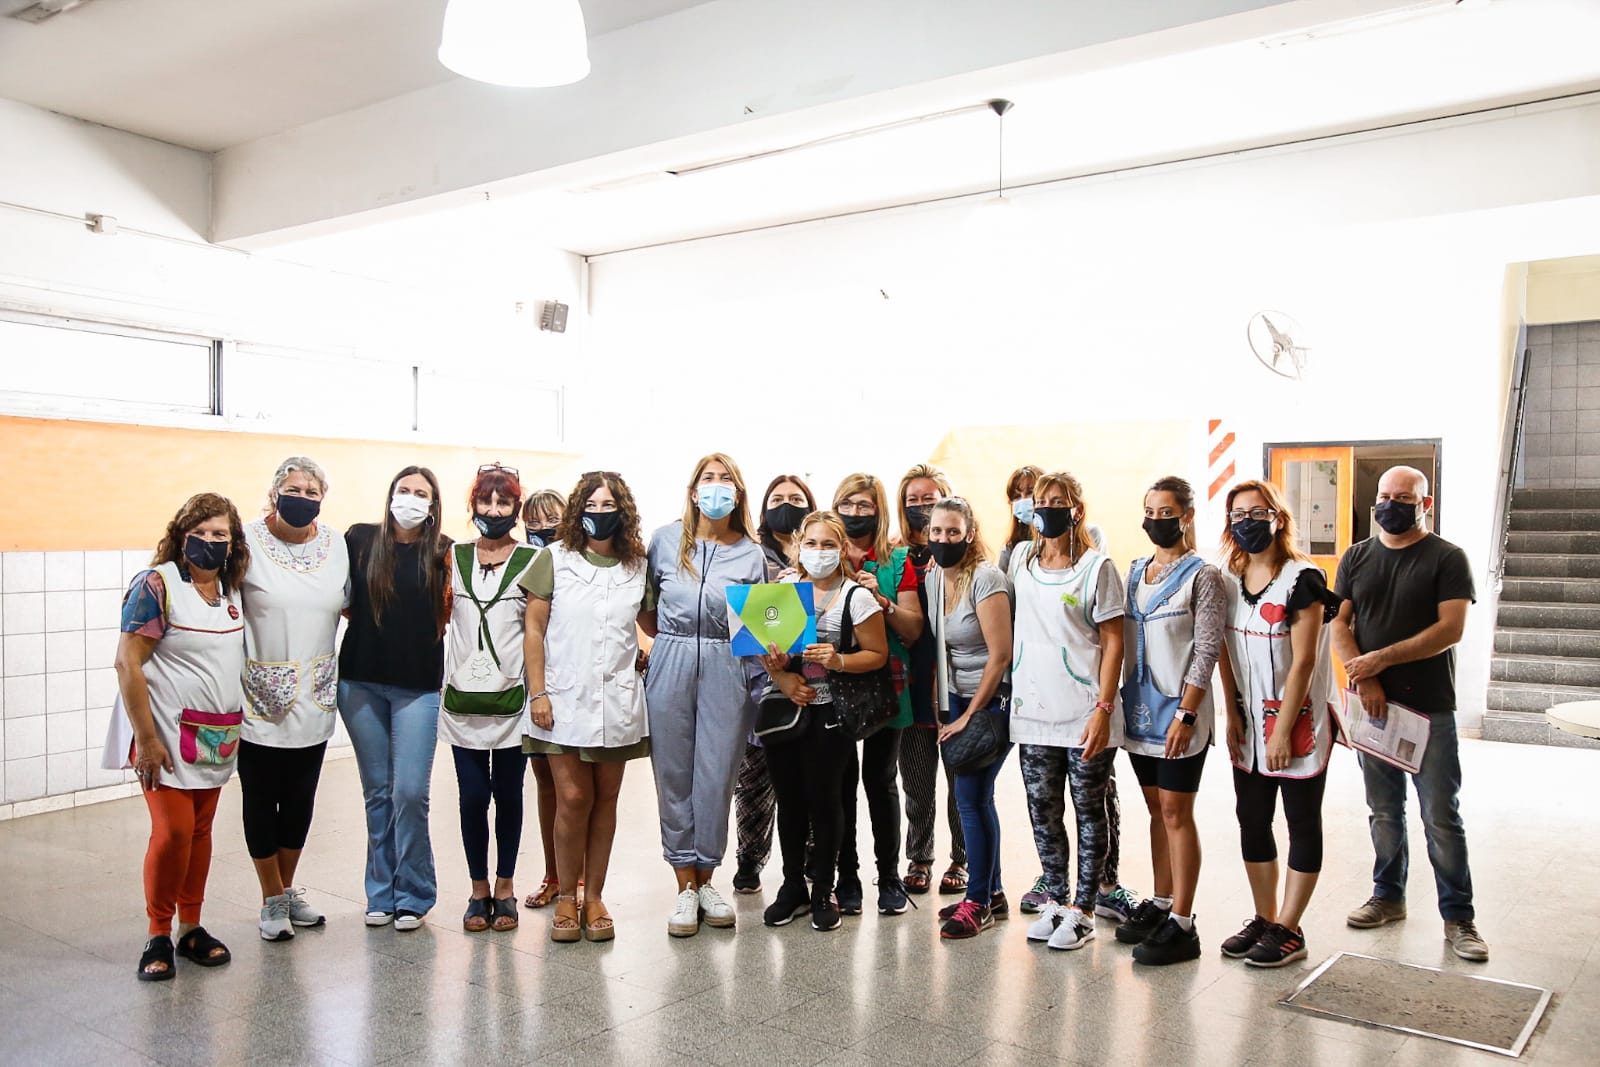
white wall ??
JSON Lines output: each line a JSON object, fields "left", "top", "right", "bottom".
{"left": 585, "top": 95, "right": 1600, "bottom": 731}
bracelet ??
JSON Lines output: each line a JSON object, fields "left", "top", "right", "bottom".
{"left": 529, "top": 691, "right": 549, "bottom": 702}
{"left": 1093, "top": 700, "right": 1114, "bottom": 714}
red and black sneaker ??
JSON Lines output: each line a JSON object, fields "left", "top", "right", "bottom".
{"left": 939, "top": 899, "right": 994, "bottom": 940}
{"left": 939, "top": 892, "right": 1007, "bottom": 921}
{"left": 1244, "top": 923, "right": 1307, "bottom": 968}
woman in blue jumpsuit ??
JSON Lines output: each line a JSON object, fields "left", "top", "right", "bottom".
{"left": 642, "top": 452, "right": 767, "bottom": 938}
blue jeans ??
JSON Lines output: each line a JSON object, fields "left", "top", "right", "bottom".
{"left": 1360, "top": 711, "right": 1474, "bottom": 921}
{"left": 948, "top": 692, "right": 1011, "bottom": 904}
{"left": 339, "top": 680, "right": 440, "bottom": 915}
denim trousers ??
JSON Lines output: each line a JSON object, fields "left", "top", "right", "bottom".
{"left": 339, "top": 680, "right": 440, "bottom": 915}
{"left": 948, "top": 692, "right": 1010, "bottom": 903}
{"left": 1360, "top": 711, "right": 1475, "bottom": 921}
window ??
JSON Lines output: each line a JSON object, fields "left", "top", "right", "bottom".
{"left": 226, "top": 343, "right": 416, "bottom": 439}
{"left": 0, "top": 313, "right": 216, "bottom": 418}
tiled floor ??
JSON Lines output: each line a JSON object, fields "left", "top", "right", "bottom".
{"left": 1, "top": 737, "right": 1595, "bottom": 1066}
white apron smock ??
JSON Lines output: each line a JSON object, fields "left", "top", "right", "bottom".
{"left": 1008, "top": 544, "right": 1124, "bottom": 749}
{"left": 101, "top": 560, "right": 246, "bottom": 790}
{"left": 1222, "top": 559, "right": 1337, "bottom": 779}
{"left": 528, "top": 543, "right": 648, "bottom": 749}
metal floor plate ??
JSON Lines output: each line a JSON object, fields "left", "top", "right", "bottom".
{"left": 1280, "top": 952, "right": 1553, "bottom": 1057}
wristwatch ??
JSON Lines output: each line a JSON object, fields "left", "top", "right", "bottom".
{"left": 1176, "top": 709, "right": 1198, "bottom": 727}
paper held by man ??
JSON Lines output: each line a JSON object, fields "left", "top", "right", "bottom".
{"left": 1336, "top": 688, "right": 1431, "bottom": 774}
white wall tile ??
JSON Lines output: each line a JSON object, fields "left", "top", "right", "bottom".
{"left": 0, "top": 725, "right": 4, "bottom": 762}
{"left": 85, "top": 669, "right": 118, "bottom": 710}
{"left": 3, "top": 633, "right": 45, "bottom": 676}
{"left": 122, "top": 550, "right": 150, "bottom": 584}
{"left": 85, "top": 760, "right": 126, "bottom": 789}
{"left": 45, "top": 751, "right": 86, "bottom": 794}
{"left": 84, "top": 589, "right": 124, "bottom": 630}
{"left": 4, "top": 717, "right": 46, "bottom": 760}
{"left": 44, "top": 630, "right": 85, "bottom": 673}
{"left": 45, "top": 710, "right": 85, "bottom": 753}
{"left": 44, "top": 591, "right": 85, "bottom": 633}
{"left": 3, "top": 756, "right": 45, "bottom": 802}
{"left": 85, "top": 627, "right": 120, "bottom": 670}
{"left": 2, "top": 592, "right": 45, "bottom": 635}
{"left": 84, "top": 550, "right": 124, "bottom": 591}
{"left": 1, "top": 553, "right": 44, "bottom": 594}
{"left": 2, "top": 674, "right": 45, "bottom": 718}
{"left": 12, "top": 793, "right": 72, "bottom": 817}
{"left": 43, "top": 551, "right": 84, "bottom": 592}
{"left": 85, "top": 705, "right": 113, "bottom": 748}
{"left": 45, "top": 670, "right": 84, "bottom": 714}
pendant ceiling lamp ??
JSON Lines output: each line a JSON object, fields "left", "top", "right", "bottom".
{"left": 438, "top": 0, "right": 591, "bottom": 88}
{"left": 982, "top": 98, "right": 1015, "bottom": 209}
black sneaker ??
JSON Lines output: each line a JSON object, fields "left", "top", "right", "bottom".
{"left": 1115, "top": 899, "right": 1171, "bottom": 945}
{"left": 1133, "top": 916, "right": 1202, "bottom": 966}
{"left": 762, "top": 881, "right": 810, "bottom": 927}
{"left": 732, "top": 857, "right": 763, "bottom": 895}
{"left": 811, "top": 886, "right": 842, "bottom": 932}
{"left": 877, "top": 876, "right": 910, "bottom": 916}
{"left": 1244, "top": 923, "right": 1307, "bottom": 968}
{"left": 940, "top": 892, "right": 1007, "bottom": 921}
{"left": 835, "top": 874, "right": 864, "bottom": 916}
{"left": 1221, "top": 915, "right": 1271, "bottom": 959}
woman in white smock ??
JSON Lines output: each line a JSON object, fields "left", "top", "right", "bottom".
{"left": 523, "top": 471, "right": 653, "bottom": 942}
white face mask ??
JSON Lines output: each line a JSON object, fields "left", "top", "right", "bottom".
{"left": 390, "top": 492, "right": 430, "bottom": 530}
{"left": 800, "top": 548, "right": 841, "bottom": 578}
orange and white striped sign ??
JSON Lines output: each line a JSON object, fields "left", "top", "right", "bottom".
{"left": 1208, "top": 419, "right": 1235, "bottom": 502}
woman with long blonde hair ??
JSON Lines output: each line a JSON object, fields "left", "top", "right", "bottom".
{"left": 832, "top": 472, "right": 924, "bottom": 917}
{"left": 1215, "top": 479, "right": 1340, "bottom": 968}
{"left": 641, "top": 453, "right": 767, "bottom": 938}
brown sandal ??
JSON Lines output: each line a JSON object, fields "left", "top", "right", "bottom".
{"left": 463, "top": 895, "right": 492, "bottom": 932}
{"left": 523, "top": 877, "right": 559, "bottom": 909}
{"left": 550, "top": 894, "right": 581, "bottom": 943}
{"left": 490, "top": 896, "right": 519, "bottom": 932}
{"left": 582, "top": 899, "right": 615, "bottom": 942}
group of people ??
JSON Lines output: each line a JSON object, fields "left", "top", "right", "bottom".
{"left": 108, "top": 451, "right": 1489, "bottom": 983}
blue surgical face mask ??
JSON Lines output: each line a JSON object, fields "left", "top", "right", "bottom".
{"left": 1012, "top": 498, "right": 1035, "bottom": 525}
{"left": 697, "top": 483, "right": 737, "bottom": 520}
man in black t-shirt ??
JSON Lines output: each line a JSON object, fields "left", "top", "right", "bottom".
{"left": 1330, "top": 466, "right": 1488, "bottom": 962}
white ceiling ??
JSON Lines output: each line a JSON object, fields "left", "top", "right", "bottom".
{"left": 0, "top": 0, "right": 709, "bottom": 150}
{"left": 263, "top": 0, "right": 1600, "bottom": 270}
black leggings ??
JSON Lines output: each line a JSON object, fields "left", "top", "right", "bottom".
{"left": 1233, "top": 765, "right": 1328, "bottom": 874}
{"left": 452, "top": 745, "right": 526, "bottom": 881}
{"left": 839, "top": 726, "right": 903, "bottom": 880}
{"left": 766, "top": 707, "right": 854, "bottom": 895}
{"left": 238, "top": 739, "right": 327, "bottom": 860}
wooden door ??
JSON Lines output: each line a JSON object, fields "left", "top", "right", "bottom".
{"left": 1269, "top": 445, "right": 1355, "bottom": 693}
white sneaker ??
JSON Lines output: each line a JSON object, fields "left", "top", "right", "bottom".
{"left": 286, "top": 887, "right": 326, "bottom": 928}
{"left": 668, "top": 888, "right": 701, "bottom": 938}
{"left": 1027, "top": 900, "right": 1066, "bottom": 942}
{"left": 259, "top": 894, "right": 294, "bottom": 941}
{"left": 394, "top": 910, "right": 424, "bottom": 931}
{"left": 365, "top": 910, "right": 394, "bottom": 927}
{"left": 1047, "top": 908, "right": 1096, "bottom": 951}
{"left": 699, "top": 883, "right": 736, "bottom": 929}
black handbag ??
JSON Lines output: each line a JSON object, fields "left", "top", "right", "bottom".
{"left": 828, "top": 585, "right": 898, "bottom": 741}
{"left": 753, "top": 683, "right": 807, "bottom": 746}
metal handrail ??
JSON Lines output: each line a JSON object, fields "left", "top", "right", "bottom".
{"left": 1491, "top": 344, "right": 1533, "bottom": 591}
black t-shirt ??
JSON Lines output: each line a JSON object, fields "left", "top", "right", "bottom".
{"left": 339, "top": 523, "right": 450, "bottom": 691}
{"left": 1334, "top": 533, "right": 1475, "bottom": 713}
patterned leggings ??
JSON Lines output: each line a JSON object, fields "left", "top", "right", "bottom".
{"left": 1021, "top": 744, "right": 1119, "bottom": 910}
{"left": 733, "top": 743, "right": 777, "bottom": 868}
{"left": 899, "top": 725, "right": 966, "bottom": 868}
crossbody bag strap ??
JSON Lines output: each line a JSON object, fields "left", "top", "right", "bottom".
{"left": 838, "top": 583, "right": 861, "bottom": 655}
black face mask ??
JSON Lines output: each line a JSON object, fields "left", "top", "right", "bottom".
{"left": 473, "top": 512, "right": 518, "bottom": 540}
{"left": 184, "top": 534, "right": 229, "bottom": 573}
{"left": 904, "top": 504, "right": 934, "bottom": 533}
{"left": 1032, "top": 507, "right": 1076, "bottom": 540}
{"left": 764, "top": 503, "right": 808, "bottom": 536}
{"left": 1142, "top": 516, "right": 1186, "bottom": 549}
{"left": 1374, "top": 499, "right": 1419, "bottom": 535}
{"left": 1230, "top": 518, "right": 1275, "bottom": 555}
{"left": 275, "top": 493, "right": 321, "bottom": 529}
{"left": 527, "top": 527, "right": 558, "bottom": 547}
{"left": 907, "top": 543, "right": 932, "bottom": 567}
{"left": 841, "top": 513, "right": 878, "bottom": 540}
{"left": 582, "top": 510, "right": 623, "bottom": 541}
{"left": 929, "top": 539, "right": 970, "bottom": 569}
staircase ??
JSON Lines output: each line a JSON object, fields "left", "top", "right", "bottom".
{"left": 1484, "top": 488, "right": 1600, "bottom": 747}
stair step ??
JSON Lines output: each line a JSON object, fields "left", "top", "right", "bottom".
{"left": 1496, "top": 601, "right": 1600, "bottom": 629}
{"left": 1503, "top": 553, "right": 1600, "bottom": 579}
{"left": 1500, "top": 577, "right": 1600, "bottom": 604}
{"left": 1482, "top": 708, "right": 1600, "bottom": 748}
{"left": 1509, "top": 509, "right": 1600, "bottom": 532}
{"left": 1512, "top": 488, "right": 1600, "bottom": 509}
{"left": 1491, "top": 654, "right": 1600, "bottom": 687}
{"left": 1495, "top": 626, "right": 1600, "bottom": 658}
{"left": 1506, "top": 530, "right": 1600, "bottom": 554}
{"left": 1486, "top": 679, "right": 1600, "bottom": 714}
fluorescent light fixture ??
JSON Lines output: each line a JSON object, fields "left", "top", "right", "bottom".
{"left": 438, "top": 0, "right": 590, "bottom": 88}
{"left": 1260, "top": 0, "right": 1487, "bottom": 47}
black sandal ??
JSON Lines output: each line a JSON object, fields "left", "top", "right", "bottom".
{"left": 938, "top": 865, "right": 969, "bottom": 896}
{"left": 175, "top": 926, "right": 231, "bottom": 967}
{"left": 491, "top": 896, "right": 519, "bottom": 932}
{"left": 464, "top": 896, "right": 493, "bottom": 932}
{"left": 137, "top": 935, "right": 175, "bottom": 982}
